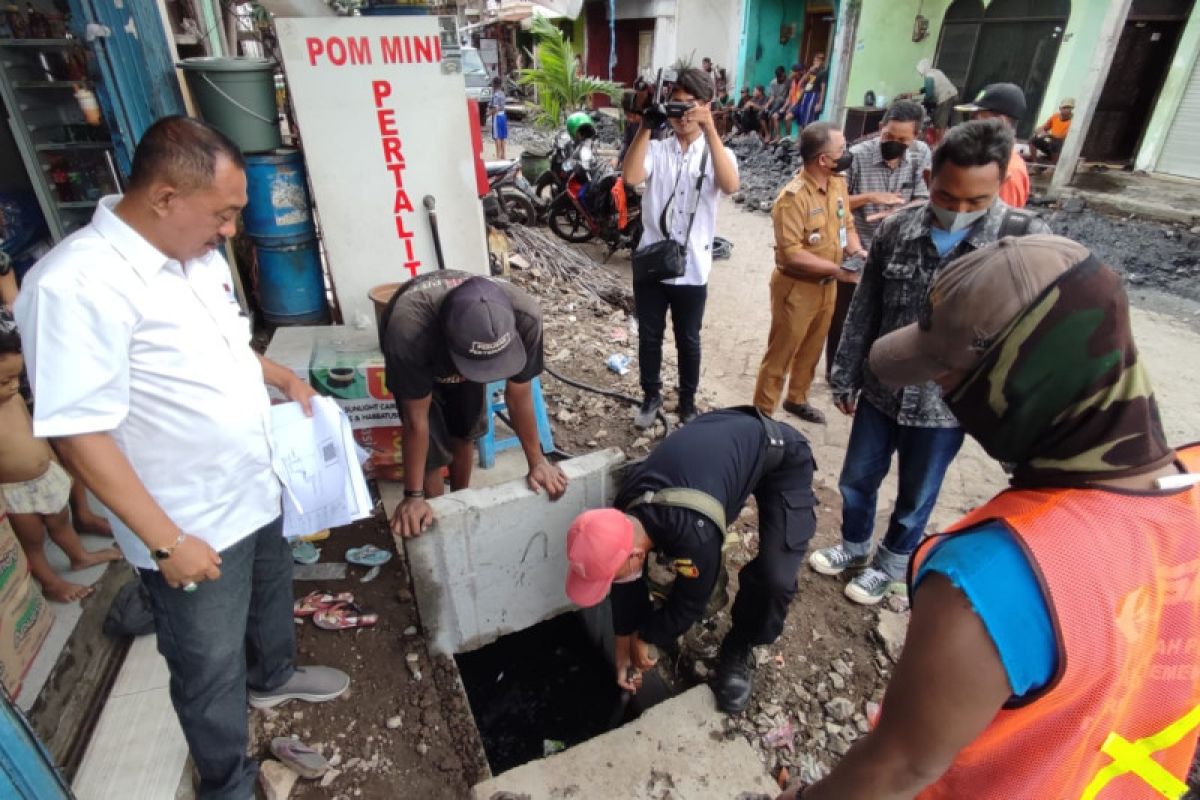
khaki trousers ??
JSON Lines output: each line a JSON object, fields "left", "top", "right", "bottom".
{"left": 753, "top": 269, "right": 836, "bottom": 412}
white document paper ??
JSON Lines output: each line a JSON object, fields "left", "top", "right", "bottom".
{"left": 270, "top": 397, "right": 373, "bottom": 540}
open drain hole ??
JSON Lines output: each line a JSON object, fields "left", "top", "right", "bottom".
{"left": 455, "top": 610, "right": 677, "bottom": 775}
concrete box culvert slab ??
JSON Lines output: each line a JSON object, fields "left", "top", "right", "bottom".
{"left": 402, "top": 448, "right": 626, "bottom": 657}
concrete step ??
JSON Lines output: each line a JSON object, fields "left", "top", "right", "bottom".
{"left": 471, "top": 685, "right": 779, "bottom": 799}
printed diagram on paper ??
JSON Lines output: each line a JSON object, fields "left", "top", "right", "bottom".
{"left": 270, "top": 397, "right": 373, "bottom": 539}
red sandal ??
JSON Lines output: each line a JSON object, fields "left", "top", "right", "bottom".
{"left": 313, "top": 601, "right": 378, "bottom": 631}
{"left": 293, "top": 591, "right": 355, "bottom": 619}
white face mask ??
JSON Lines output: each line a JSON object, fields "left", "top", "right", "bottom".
{"left": 930, "top": 203, "right": 988, "bottom": 233}
{"left": 612, "top": 552, "right": 644, "bottom": 583}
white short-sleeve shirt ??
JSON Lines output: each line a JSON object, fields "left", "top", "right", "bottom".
{"left": 637, "top": 136, "right": 738, "bottom": 286}
{"left": 14, "top": 196, "right": 281, "bottom": 569}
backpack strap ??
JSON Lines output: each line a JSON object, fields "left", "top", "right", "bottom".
{"left": 997, "top": 208, "right": 1040, "bottom": 239}
{"left": 626, "top": 487, "right": 727, "bottom": 532}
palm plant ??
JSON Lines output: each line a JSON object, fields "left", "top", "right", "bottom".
{"left": 518, "top": 15, "right": 622, "bottom": 129}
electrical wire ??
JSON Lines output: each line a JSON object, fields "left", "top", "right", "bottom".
{"left": 543, "top": 364, "right": 672, "bottom": 436}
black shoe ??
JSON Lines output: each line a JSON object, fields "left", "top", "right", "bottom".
{"left": 712, "top": 641, "right": 754, "bottom": 714}
{"left": 634, "top": 395, "right": 662, "bottom": 430}
{"left": 781, "top": 400, "right": 826, "bottom": 424}
{"left": 678, "top": 399, "right": 698, "bottom": 425}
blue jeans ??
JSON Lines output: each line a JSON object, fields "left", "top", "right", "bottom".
{"left": 839, "top": 400, "right": 964, "bottom": 579}
{"left": 140, "top": 517, "right": 294, "bottom": 800}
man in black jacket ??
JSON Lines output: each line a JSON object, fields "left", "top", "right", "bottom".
{"left": 564, "top": 408, "right": 817, "bottom": 713}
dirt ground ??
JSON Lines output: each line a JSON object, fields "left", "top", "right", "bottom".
{"left": 248, "top": 515, "right": 487, "bottom": 799}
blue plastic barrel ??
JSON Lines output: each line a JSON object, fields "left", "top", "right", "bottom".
{"left": 254, "top": 233, "right": 330, "bottom": 325}
{"left": 243, "top": 149, "right": 314, "bottom": 241}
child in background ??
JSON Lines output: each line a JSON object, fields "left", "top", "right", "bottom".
{"left": 489, "top": 77, "right": 508, "bottom": 160}
{"left": 0, "top": 317, "right": 120, "bottom": 602}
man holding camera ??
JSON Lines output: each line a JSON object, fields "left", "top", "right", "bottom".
{"left": 623, "top": 68, "right": 739, "bottom": 430}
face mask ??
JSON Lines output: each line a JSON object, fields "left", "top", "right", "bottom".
{"left": 879, "top": 140, "right": 908, "bottom": 161}
{"left": 827, "top": 152, "right": 853, "bottom": 173}
{"left": 930, "top": 203, "right": 988, "bottom": 232}
{"left": 612, "top": 557, "right": 643, "bottom": 584}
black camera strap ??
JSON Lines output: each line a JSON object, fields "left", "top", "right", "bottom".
{"left": 658, "top": 142, "right": 709, "bottom": 248}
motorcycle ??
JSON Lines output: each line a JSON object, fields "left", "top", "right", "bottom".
{"left": 533, "top": 129, "right": 575, "bottom": 206}
{"left": 481, "top": 159, "right": 539, "bottom": 229}
{"left": 546, "top": 139, "right": 642, "bottom": 257}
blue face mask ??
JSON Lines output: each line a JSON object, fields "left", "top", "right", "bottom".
{"left": 930, "top": 203, "right": 988, "bottom": 233}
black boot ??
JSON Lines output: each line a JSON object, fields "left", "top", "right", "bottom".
{"left": 677, "top": 396, "right": 698, "bottom": 425}
{"left": 712, "top": 639, "right": 754, "bottom": 714}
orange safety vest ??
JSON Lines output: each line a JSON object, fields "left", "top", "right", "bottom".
{"left": 911, "top": 445, "right": 1200, "bottom": 800}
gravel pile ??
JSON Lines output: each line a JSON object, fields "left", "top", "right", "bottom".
{"left": 727, "top": 134, "right": 803, "bottom": 214}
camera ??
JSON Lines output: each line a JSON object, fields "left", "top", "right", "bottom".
{"left": 664, "top": 101, "right": 694, "bottom": 118}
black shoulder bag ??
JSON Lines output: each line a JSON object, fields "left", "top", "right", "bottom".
{"left": 631, "top": 145, "right": 710, "bottom": 285}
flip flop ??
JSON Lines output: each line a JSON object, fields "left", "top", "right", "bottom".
{"left": 313, "top": 601, "right": 378, "bottom": 631}
{"left": 345, "top": 545, "right": 393, "bottom": 567}
{"left": 291, "top": 541, "right": 321, "bottom": 565}
{"left": 269, "top": 736, "right": 329, "bottom": 780}
{"left": 293, "top": 591, "right": 355, "bottom": 618}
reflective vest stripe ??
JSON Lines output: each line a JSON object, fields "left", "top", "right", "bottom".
{"left": 1080, "top": 703, "right": 1200, "bottom": 800}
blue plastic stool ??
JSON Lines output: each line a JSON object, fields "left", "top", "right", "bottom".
{"left": 477, "top": 377, "right": 556, "bottom": 468}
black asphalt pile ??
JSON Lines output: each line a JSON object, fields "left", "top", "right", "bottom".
{"left": 728, "top": 134, "right": 802, "bottom": 213}
{"left": 1044, "top": 205, "right": 1200, "bottom": 304}
{"left": 589, "top": 111, "right": 623, "bottom": 148}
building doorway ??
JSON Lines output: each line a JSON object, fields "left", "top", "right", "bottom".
{"left": 800, "top": 5, "right": 834, "bottom": 68}
{"left": 934, "top": 0, "right": 1070, "bottom": 139}
{"left": 1082, "top": 0, "right": 1194, "bottom": 164}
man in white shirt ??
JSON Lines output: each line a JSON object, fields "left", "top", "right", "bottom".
{"left": 15, "top": 117, "right": 348, "bottom": 799}
{"left": 623, "top": 67, "right": 740, "bottom": 429}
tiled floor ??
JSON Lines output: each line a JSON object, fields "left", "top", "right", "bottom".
{"left": 71, "top": 635, "right": 189, "bottom": 800}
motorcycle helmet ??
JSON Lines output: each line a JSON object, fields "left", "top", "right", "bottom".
{"left": 566, "top": 111, "right": 596, "bottom": 140}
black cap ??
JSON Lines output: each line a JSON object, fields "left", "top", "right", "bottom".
{"left": 441, "top": 277, "right": 526, "bottom": 383}
{"left": 955, "top": 83, "right": 1027, "bottom": 121}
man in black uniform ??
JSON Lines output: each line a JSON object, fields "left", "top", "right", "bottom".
{"left": 380, "top": 270, "right": 568, "bottom": 538}
{"left": 565, "top": 408, "right": 817, "bottom": 713}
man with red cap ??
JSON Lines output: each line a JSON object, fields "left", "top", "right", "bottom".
{"left": 565, "top": 407, "right": 818, "bottom": 714}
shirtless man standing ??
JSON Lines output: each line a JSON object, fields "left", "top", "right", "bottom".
{"left": 0, "top": 318, "right": 120, "bottom": 602}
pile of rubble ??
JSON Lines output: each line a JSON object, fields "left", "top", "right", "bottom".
{"left": 727, "top": 134, "right": 803, "bottom": 214}
{"left": 503, "top": 232, "right": 718, "bottom": 456}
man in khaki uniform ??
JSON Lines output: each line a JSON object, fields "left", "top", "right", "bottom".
{"left": 754, "top": 122, "right": 865, "bottom": 423}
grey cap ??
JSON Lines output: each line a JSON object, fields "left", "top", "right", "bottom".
{"left": 441, "top": 277, "right": 526, "bottom": 384}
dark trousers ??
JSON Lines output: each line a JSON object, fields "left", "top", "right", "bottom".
{"left": 838, "top": 400, "right": 964, "bottom": 579}
{"left": 728, "top": 426, "right": 817, "bottom": 647}
{"left": 634, "top": 280, "right": 708, "bottom": 402}
{"left": 141, "top": 517, "right": 295, "bottom": 800}
{"left": 825, "top": 281, "right": 857, "bottom": 380}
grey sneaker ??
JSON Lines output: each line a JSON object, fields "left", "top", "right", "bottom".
{"left": 249, "top": 666, "right": 350, "bottom": 709}
{"left": 634, "top": 395, "right": 663, "bottom": 430}
{"left": 808, "top": 545, "right": 871, "bottom": 576}
{"left": 844, "top": 567, "right": 905, "bottom": 606}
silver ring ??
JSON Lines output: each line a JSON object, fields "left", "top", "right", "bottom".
{"left": 182, "top": 582, "right": 198, "bottom": 593}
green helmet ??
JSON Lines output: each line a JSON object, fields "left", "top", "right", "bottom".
{"left": 566, "top": 111, "right": 595, "bottom": 140}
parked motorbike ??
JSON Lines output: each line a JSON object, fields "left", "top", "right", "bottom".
{"left": 481, "top": 159, "right": 539, "bottom": 229}
{"left": 533, "top": 130, "right": 575, "bottom": 206}
{"left": 546, "top": 140, "right": 642, "bottom": 256}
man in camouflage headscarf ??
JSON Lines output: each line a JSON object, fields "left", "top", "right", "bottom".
{"left": 886, "top": 236, "right": 1174, "bottom": 484}
{"left": 782, "top": 235, "right": 1199, "bottom": 800}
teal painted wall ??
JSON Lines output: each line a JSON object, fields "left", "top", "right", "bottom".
{"left": 739, "top": 0, "right": 809, "bottom": 93}
{"left": 843, "top": 0, "right": 953, "bottom": 109}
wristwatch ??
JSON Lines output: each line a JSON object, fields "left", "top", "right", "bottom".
{"left": 152, "top": 533, "right": 186, "bottom": 561}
